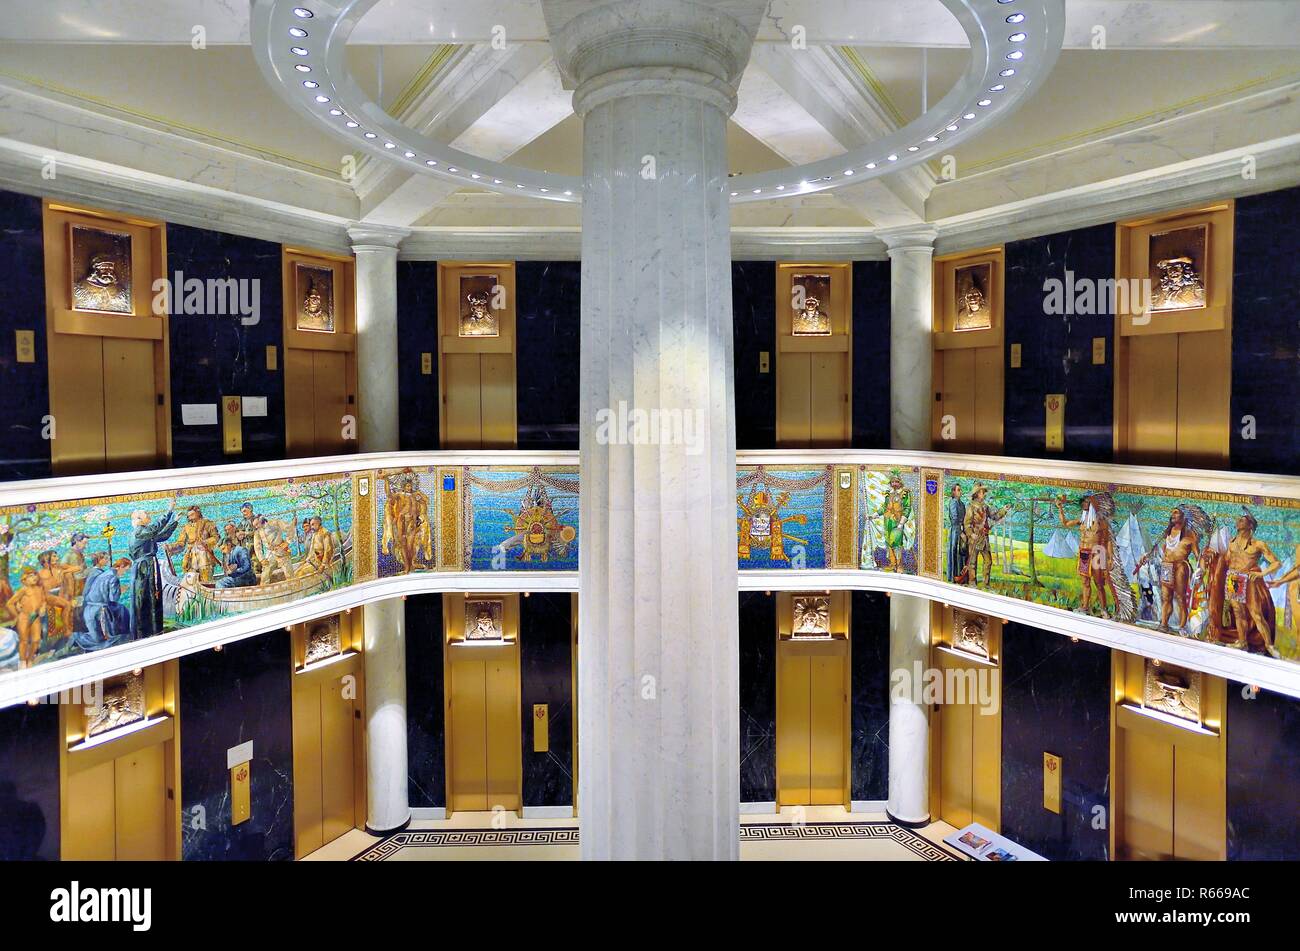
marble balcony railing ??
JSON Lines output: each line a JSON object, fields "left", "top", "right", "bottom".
{"left": 0, "top": 448, "right": 1296, "bottom": 706}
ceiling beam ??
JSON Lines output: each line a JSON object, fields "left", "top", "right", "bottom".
{"left": 357, "top": 43, "right": 572, "bottom": 227}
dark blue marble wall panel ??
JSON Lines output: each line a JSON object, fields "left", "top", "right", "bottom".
{"left": 850, "top": 591, "right": 889, "bottom": 801}
{"left": 520, "top": 592, "right": 573, "bottom": 807}
{"left": 852, "top": 261, "right": 892, "bottom": 449}
{"left": 1227, "top": 682, "right": 1300, "bottom": 859}
{"left": 517, "top": 261, "right": 580, "bottom": 450}
{"left": 405, "top": 592, "right": 444, "bottom": 809}
{"left": 1231, "top": 186, "right": 1300, "bottom": 476}
{"left": 166, "top": 224, "right": 284, "bottom": 468}
{"left": 395, "top": 260, "right": 440, "bottom": 450}
{"left": 739, "top": 591, "right": 776, "bottom": 802}
{"left": 0, "top": 190, "right": 52, "bottom": 481}
{"left": 0, "top": 701, "right": 59, "bottom": 860}
{"left": 179, "top": 628, "right": 293, "bottom": 861}
{"left": 1004, "top": 224, "right": 1115, "bottom": 463}
{"left": 732, "top": 262, "right": 777, "bottom": 450}
{"left": 1000, "top": 622, "right": 1110, "bottom": 860}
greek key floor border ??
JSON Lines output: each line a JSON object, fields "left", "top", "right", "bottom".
{"left": 349, "top": 822, "right": 957, "bottom": 861}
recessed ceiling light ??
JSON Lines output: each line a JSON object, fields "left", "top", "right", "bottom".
{"left": 564, "top": 190, "right": 572, "bottom": 196}
{"left": 426, "top": 160, "right": 437, "bottom": 166}
{"left": 384, "top": 142, "right": 395, "bottom": 149}
{"left": 907, "top": 146, "right": 919, "bottom": 152}
{"left": 963, "top": 112, "right": 976, "bottom": 119}
{"left": 290, "top": 46, "right": 309, "bottom": 56}
{"left": 978, "top": 99, "right": 992, "bottom": 106}
{"left": 448, "top": 166, "right": 458, "bottom": 172}
{"left": 1000, "top": 68, "right": 1016, "bottom": 77}
{"left": 346, "top": 121, "right": 359, "bottom": 128}
{"left": 865, "top": 162, "right": 876, "bottom": 169}
{"left": 293, "top": 7, "right": 314, "bottom": 18}
{"left": 776, "top": 184, "right": 785, "bottom": 190}
{"left": 1006, "top": 13, "right": 1025, "bottom": 23}
{"left": 926, "top": 136, "right": 938, "bottom": 142}
{"left": 1009, "top": 32, "right": 1027, "bottom": 42}
{"left": 540, "top": 187, "right": 549, "bottom": 193}
{"left": 294, "top": 64, "right": 310, "bottom": 72}
{"left": 329, "top": 109, "right": 343, "bottom": 116}
{"left": 302, "top": 80, "right": 318, "bottom": 88}
{"left": 753, "top": 188, "right": 762, "bottom": 193}
{"left": 289, "top": 27, "right": 308, "bottom": 38}
{"left": 364, "top": 132, "right": 377, "bottom": 138}
{"left": 844, "top": 169, "right": 854, "bottom": 176}
{"left": 990, "top": 83, "right": 1006, "bottom": 91}
{"left": 1006, "top": 50, "right": 1024, "bottom": 60}
{"left": 516, "top": 184, "right": 525, "bottom": 188}
{"left": 947, "top": 124, "right": 959, "bottom": 131}
{"left": 730, "top": 191, "right": 738, "bottom": 197}
{"left": 496, "top": 179, "right": 504, "bottom": 184}
{"left": 404, "top": 151, "right": 415, "bottom": 158}
{"left": 887, "top": 154, "right": 898, "bottom": 161}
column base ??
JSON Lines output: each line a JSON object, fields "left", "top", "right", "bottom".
{"left": 886, "top": 809, "right": 932, "bottom": 829}
{"left": 364, "top": 815, "right": 411, "bottom": 837}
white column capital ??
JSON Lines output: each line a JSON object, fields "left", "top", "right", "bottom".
{"left": 879, "top": 225, "right": 940, "bottom": 255}
{"left": 347, "top": 222, "right": 412, "bottom": 253}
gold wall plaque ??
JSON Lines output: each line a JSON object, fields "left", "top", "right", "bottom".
{"left": 1143, "top": 659, "right": 1202, "bottom": 723}
{"left": 294, "top": 262, "right": 336, "bottom": 333}
{"left": 1043, "top": 752, "right": 1062, "bottom": 814}
{"left": 231, "top": 762, "right": 251, "bottom": 826}
{"left": 533, "top": 704, "right": 549, "bottom": 753}
{"left": 1009, "top": 342, "right": 1021, "bottom": 368}
{"left": 951, "top": 609, "right": 990, "bottom": 658}
{"left": 86, "top": 670, "right": 146, "bottom": 737}
{"left": 304, "top": 615, "right": 342, "bottom": 666}
{"left": 465, "top": 597, "right": 505, "bottom": 641}
{"left": 70, "top": 224, "right": 133, "bottom": 314}
{"left": 458, "top": 274, "right": 501, "bottom": 337}
{"left": 15, "top": 329, "right": 35, "bottom": 363}
{"left": 1045, "top": 393, "right": 1066, "bottom": 452}
{"left": 1091, "top": 337, "right": 1106, "bottom": 365}
{"left": 421, "top": 351, "right": 432, "bottom": 375}
{"left": 791, "top": 273, "right": 832, "bottom": 335}
{"left": 954, "top": 262, "right": 993, "bottom": 332}
{"left": 266, "top": 345, "right": 278, "bottom": 371}
{"left": 1149, "top": 224, "right": 1208, "bottom": 313}
{"left": 221, "top": 395, "right": 242, "bottom": 455}
{"left": 792, "top": 594, "right": 832, "bottom": 639}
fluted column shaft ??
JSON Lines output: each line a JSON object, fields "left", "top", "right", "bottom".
{"left": 554, "top": 1, "right": 762, "bottom": 860}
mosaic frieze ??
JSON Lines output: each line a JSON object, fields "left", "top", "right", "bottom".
{"left": 0, "top": 474, "right": 354, "bottom": 674}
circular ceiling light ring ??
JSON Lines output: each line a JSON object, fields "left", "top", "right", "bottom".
{"left": 251, "top": 0, "right": 1064, "bottom": 205}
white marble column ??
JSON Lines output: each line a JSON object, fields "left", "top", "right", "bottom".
{"left": 348, "top": 223, "right": 410, "bottom": 454}
{"left": 882, "top": 226, "right": 938, "bottom": 451}
{"left": 881, "top": 226, "right": 938, "bottom": 825}
{"left": 362, "top": 597, "right": 409, "bottom": 832}
{"left": 544, "top": 0, "right": 764, "bottom": 860}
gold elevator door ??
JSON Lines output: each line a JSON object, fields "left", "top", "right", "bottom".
{"left": 933, "top": 647, "right": 1001, "bottom": 830}
{"left": 776, "top": 638, "right": 849, "bottom": 807}
{"left": 64, "top": 738, "right": 170, "bottom": 861}
{"left": 292, "top": 667, "right": 360, "bottom": 858}
{"left": 447, "top": 643, "right": 521, "bottom": 813}
{"left": 1118, "top": 331, "right": 1229, "bottom": 469}
{"left": 285, "top": 348, "right": 350, "bottom": 457}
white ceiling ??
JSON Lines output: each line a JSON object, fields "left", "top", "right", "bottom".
{"left": 0, "top": 1, "right": 1296, "bottom": 229}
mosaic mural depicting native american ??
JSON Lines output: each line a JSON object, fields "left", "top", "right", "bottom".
{"left": 940, "top": 471, "right": 1300, "bottom": 662}
{"left": 860, "top": 467, "right": 920, "bottom": 574}
{"left": 0, "top": 475, "right": 354, "bottom": 673}
{"left": 737, "top": 466, "right": 833, "bottom": 570}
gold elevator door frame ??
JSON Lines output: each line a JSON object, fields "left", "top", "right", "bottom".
{"left": 1111, "top": 652, "right": 1226, "bottom": 861}
{"left": 437, "top": 263, "right": 518, "bottom": 449}
{"left": 291, "top": 614, "right": 366, "bottom": 859}
{"left": 443, "top": 593, "right": 523, "bottom": 816}
{"left": 774, "top": 592, "right": 850, "bottom": 808}
{"left": 931, "top": 247, "right": 1005, "bottom": 454}
{"left": 43, "top": 202, "right": 171, "bottom": 476}
{"left": 775, "top": 263, "right": 852, "bottom": 448}
{"left": 60, "top": 661, "right": 180, "bottom": 861}
{"left": 929, "top": 606, "right": 1002, "bottom": 831}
